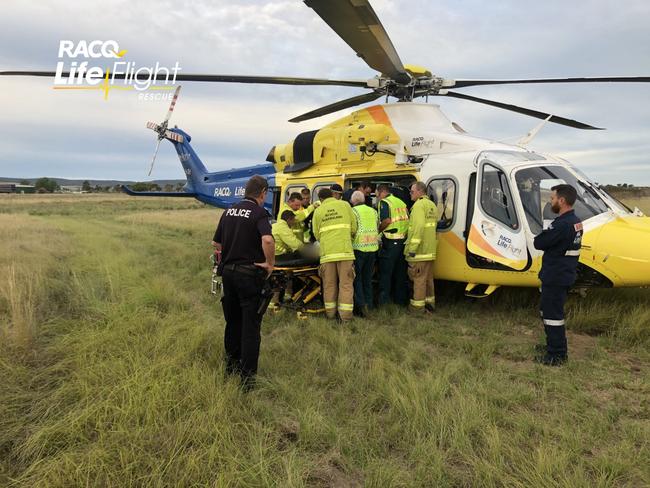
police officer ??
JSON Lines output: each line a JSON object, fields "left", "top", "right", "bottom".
{"left": 313, "top": 187, "right": 357, "bottom": 321}
{"left": 405, "top": 181, "right": 438, "bottom": 313}
{"left": 533, "top": 184, "right": 583, "bottom": 366}
{"left": 212, "top": 175, "right": 275, "bottom": 387}
{"left": 376, "top": 184, "right": 410, "bottom": 306}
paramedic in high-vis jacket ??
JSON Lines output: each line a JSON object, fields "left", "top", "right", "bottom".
{"left": 533, "top": 184, "right": 583, "bottom": 366}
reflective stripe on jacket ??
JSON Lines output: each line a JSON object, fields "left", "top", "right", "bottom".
{"left": 382, "top": 194, "right": 409, "bottom": 239}
{"left": 405, "top": 196, "right": 438, "bottom": 262}
{"left": 313, "top": 197, "right": 357, "bottom": 263}
{"left": 352, "top": 204, "right": 379, "bottom": 252}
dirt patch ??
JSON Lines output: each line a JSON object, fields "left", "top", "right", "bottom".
{"left": 566, "top": 331, "right": 598, "bottom": 359}
{"left": 307, "top": 451, "right": 362, "bottom": 488}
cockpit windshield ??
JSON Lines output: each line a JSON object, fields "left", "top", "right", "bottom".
{"left": 514, "top": 165, "right": 610, "bottom": 235}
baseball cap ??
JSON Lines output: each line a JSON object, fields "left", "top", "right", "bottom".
{"left": 330, "top": 184, "right": 343, "bottom": 194}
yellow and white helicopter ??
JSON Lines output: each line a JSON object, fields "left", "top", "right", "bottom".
{"left": 3, "top": 0, "right": 650, "bottom": 296}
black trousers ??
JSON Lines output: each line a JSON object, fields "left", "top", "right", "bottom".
{"left": 540, "top": 285, "right": 569, "bottom": 358}
{"left": 221, "top": 268, "right": 265, "bottom": 378}
{"left": 353, "top": 250, "right": 376, "bottom": 309}
{"left": 377, "top": 238, "right": 408, "bottom": 306}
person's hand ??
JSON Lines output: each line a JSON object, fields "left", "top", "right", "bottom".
{"left": 313, "top": 200, "right": 321, "bottom": 209}
{"left": 254, "top": 261, "right": 274, "bottom": 278}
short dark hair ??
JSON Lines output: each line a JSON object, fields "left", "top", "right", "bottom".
{"left": 300, "top": 188, "right": 310, "bottom": 196}
{"left": 376, "top": 184, "right": 391, "bottom": 193}
{"left": 318, "top": 187, "right": 333, "bottom": 200}
{"left": 244, "top": 175, "right": 269, "bottom": 198}
{"left": 551, "top": 184, "right": 577, "bottom": 206}
{"left": 280, "top": 210, "right": 295, "bottom": 222}
{"left": 288, "top": 192, "right": 302, "bottom": 201}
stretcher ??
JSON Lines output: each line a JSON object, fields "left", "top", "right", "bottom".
{"left": 269, "top": 256, "right": 324, "bottom": 317}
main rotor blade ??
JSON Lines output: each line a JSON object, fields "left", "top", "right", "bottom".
{"left": 289, "top": 91, "right": 384, "bottom": 123}
{"left": 440, "top": 91, "right": 603, "bottom": 130}
{"left": 0, "top": 70, "right": 369, "bottom": 88}
{"left": 304, "top": 0, "right": 410, "bottom": 84}
{"left": 450, "top": 76, "right": 650, "bottom": 89}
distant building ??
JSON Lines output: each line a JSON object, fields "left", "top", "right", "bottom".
{"left": 0, "top": 182, "right": 36, "bottom": 194}
{"left": 60, "top": 185, "right": 83, "bottom": 193}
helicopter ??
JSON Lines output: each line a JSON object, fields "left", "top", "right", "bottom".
{"left": 2, "top": 0, "right": 650, "bottom": 296}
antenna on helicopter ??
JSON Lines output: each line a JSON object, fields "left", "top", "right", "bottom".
{"left": 146, "top": 85, "right": 183, "bottom": 176}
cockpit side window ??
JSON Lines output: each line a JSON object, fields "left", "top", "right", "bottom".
{"left": 480, "top": 163, "right": 519, "bottom": 230}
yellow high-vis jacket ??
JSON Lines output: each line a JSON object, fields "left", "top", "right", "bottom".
{"left": 273, "top": 220, "right": 303, "bottom": 256}
{"left": 405, "top": 196, "right": 438, "bottom": 262}
{"left": 278, "top": 202, "right": 314, "bottom": 242}
{"left": 312, "top": 197, "right": 357, "bottom": 263}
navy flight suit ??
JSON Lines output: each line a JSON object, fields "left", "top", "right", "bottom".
{"left": 533, "top": 209, "right": 583, "bottom": 362}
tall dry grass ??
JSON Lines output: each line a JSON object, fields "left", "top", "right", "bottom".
{"left": 0, "top": 194, "right": 648, "bottom": 487}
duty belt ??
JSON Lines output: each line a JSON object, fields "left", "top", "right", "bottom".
{"left": 223, "top": 263, "right": 264, "bottom": 277}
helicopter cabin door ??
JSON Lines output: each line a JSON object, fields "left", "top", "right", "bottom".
{"left": 466, "top": 162, "right": 529, "bottom": 271}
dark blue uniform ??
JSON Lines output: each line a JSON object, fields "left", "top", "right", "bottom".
{"left": 213, "top": 197, "right": 272, "bottom": 381}
{"left": 533, "top": 209, "right": 583, "bottom": 362}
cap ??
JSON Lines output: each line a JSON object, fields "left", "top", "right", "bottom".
{"left": 330, "top": 183, "right": 343, "bottom": 194}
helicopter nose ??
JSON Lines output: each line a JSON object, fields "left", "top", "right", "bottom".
{"left": 588, "top": 216, "right": 650, "bottom": 286}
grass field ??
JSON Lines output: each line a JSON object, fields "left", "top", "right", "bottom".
{"left": 1, "top": 193, "right": 649, "bottom": 487}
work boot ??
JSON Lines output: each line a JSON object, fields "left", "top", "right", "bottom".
{"left": 353, "top": 306, "right": 366, "bottom": 318}
{"left": 534, "top": 354, "right": 567, "bottom": 366}
{"left": 425, "top": 303, "right": 435, "bottom": 314}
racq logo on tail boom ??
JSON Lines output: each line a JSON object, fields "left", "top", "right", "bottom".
{"left": 53, "top": 40, "right": 182, "bottom": 100}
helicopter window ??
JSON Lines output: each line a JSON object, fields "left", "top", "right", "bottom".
{"left": 514, "top": 166, "right": 610, "bottom": 234}
{"left": 480, "top": 163, "right": 519, "bottom": 230}
{"left": 427, "top": 178, "right": 456, "bottom": 230}
{"left": 311, "top": 182, "right": 338, "bottom": 202}
{"left": 285, "top": 184, "right": 307, "bottom": 202}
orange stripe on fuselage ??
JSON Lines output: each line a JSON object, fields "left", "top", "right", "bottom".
{"left": 366, "top": 105, "right": 392, "bottom": 127}
{"left": 469, "top": 224, "right": 500, "bottom": 256}
{"left": 441, "top": 231, "right": 466, "bottom": 255}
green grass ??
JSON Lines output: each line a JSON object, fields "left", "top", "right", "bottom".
{"left": 1, "top": 194, "right": 649, "bottom": 487}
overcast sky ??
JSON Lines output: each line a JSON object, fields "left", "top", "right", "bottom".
{"left": 1, "top": 0, "right": 649, "bottom": 184}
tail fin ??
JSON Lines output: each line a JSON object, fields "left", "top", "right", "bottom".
{"left": 167, "top": 128, "right": 209, "bottom": 193}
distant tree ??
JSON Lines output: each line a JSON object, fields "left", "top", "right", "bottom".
{"left": 163, "top": 184, "right": 174, "bottom": 192}
{"left": 94, "top": 185, "right": 102, "bottom": 192}
{"left": 113, "top": 184, "right": 122, "bottom": 193}
{"left": 82, "top": 180, "right": 92, "bottom": 192}
{"left": 175, "top": 182, "right": 185, "bottom": 191}
{"left": 19, "top": 179, "right": 30, "bottom": 185}
{"left": 34, "top": 177, "right": 59, "bottom": 193}
{"left": 150, "top": 183, "right": 161, "bottom": 191}
{"left": 131, "top": 182, "right": 148, "bottom": 191}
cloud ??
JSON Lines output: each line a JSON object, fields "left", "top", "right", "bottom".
{"left": 0, "top": 0, "right": 649, "bottom": 184}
